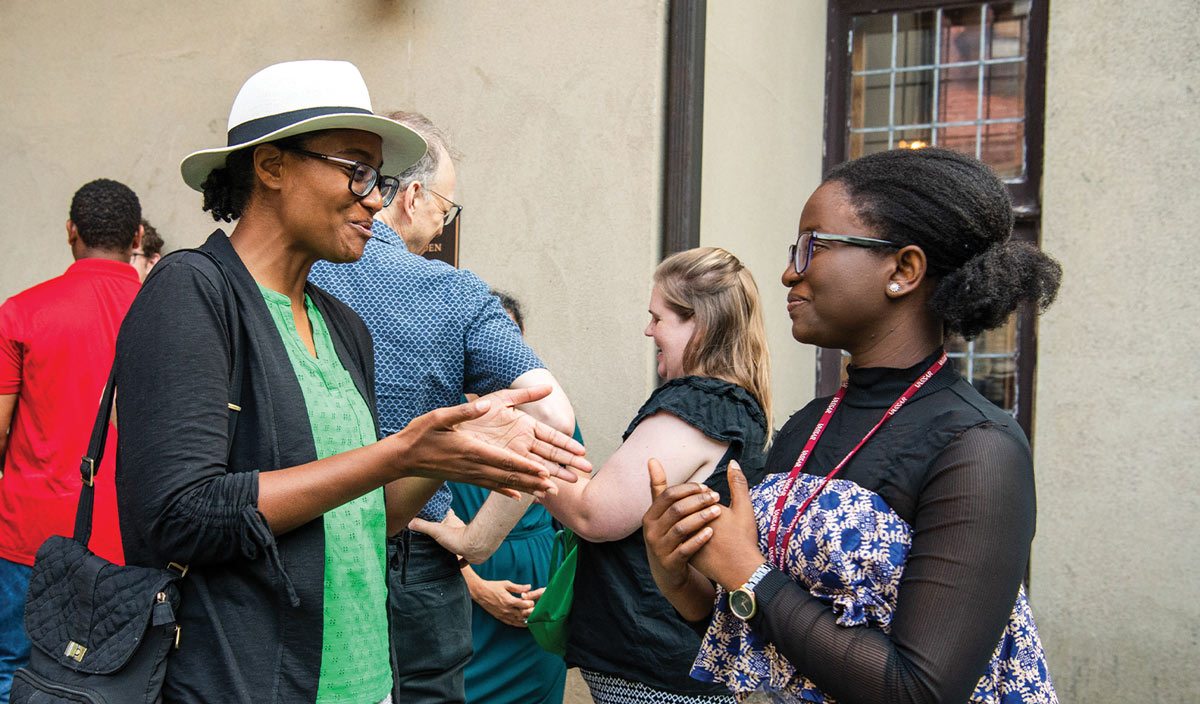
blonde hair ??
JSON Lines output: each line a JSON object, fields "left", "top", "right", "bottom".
{"left": 653, "top": 247, "right": 772, "bottom": 433}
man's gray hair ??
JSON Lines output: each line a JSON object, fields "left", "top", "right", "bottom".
{"left": 386, "top": 110, "right": 459, "bottom": 190}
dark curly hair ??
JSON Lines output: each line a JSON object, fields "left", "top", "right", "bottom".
{"left": 200, "top": 134, "right": 312, "bottom": 222}
{"left": 69, "top": 178, "right": 141, "bottom": 251}
{"left": 491, "top": 289, "right": 525, "bottom": 332}
{"left": 824, "top": 148, "right": 1062, "bottom": 339}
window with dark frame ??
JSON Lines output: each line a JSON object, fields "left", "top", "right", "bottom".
{"left": 821, "top": 0, "right": 1048, "bottom": 439}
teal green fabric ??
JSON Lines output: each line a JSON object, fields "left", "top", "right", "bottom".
{"left": 445, "top": 424, "right": 583, "bottom": 704}
{"left": 259, "top": 285, "right": 391, "bottom": 704}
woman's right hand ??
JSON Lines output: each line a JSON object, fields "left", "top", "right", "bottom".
{"left": 397, "top": 385, "right": 591, "bottom": 499}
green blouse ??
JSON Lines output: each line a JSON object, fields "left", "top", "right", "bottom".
{"left": 259, "top": 285, "right": 390, "bottom": 703}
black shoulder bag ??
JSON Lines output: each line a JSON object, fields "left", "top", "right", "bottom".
{"left": 11, "top": 249, "right": 244, "bottom": 704}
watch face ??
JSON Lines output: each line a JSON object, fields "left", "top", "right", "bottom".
{"left": 730, "top": 588, "right": 755, "bottom": 620}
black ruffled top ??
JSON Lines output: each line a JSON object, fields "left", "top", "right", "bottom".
{"left": 566, "top": 376, "right": 768, "bottom": 693}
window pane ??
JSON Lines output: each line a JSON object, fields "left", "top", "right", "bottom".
{"left": 852, "top": 13, "right": 896, "bottom": 71}
{"left": 895, "top": 11, "right": 937, "bottom": 68}
{"left": 851, "top": 72, "right": 895, "bottom": 129}
{"left": 938, "top": 64, "right": 980, "bottom": 124}
{"left": 935, "top": 124, "right": 977, "bottom": 155}
{"left": 946, "top": 315, "right": 1020, "bottom": 415}
{"left": 851, "top": 130, "right": 893, "bottom": 159}
{"left": 941, "top": 6, "right": 983, "bottom": 63}
{"left": 973, "top": 318, "right": 1019, "bottom": 355}
{"left": 894, "top": 69, "right": 934, "bottom": 126}
{"left": 988, "top": 1, "right": 1030, "bottom": 60}
{"left": 972, "top": 354, "right": 1018, "bottom": 411}
{"left": 981, "top": 120, "right": 1025, "bottom": 179}
{"left": 984, "top": 62, "right": 1025, "bottom": 120}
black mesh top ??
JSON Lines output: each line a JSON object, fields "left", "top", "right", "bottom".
{"left": 566, "top": 375, "right": 768, "bottom": 693}
{"left": 749, "top": 350, "right": 1037, "bottom": 703}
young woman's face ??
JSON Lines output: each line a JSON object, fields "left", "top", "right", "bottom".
{"left": 278, "top": 129, "right": 385, "bottom": 264}
{"left": 782, "top": 181, "right": 896, "bottom": 352}
{"left": 645, "top": 285, "right": 696, "bottom": 380}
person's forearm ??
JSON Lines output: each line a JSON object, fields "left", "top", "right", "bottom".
{"left": 259, "top": 434, "right": 410, "bottom": 535}
{"left": 385, "top": 476, "right": 444, "bottom": 535}
{"left": 457, "top": 492, "right": 533, "bottom": 563}
{"left": 461, "top": 564, "right": 485, "bottom": 601}
{"left": 662, "top": 565, "right": 718, "bottom": 622}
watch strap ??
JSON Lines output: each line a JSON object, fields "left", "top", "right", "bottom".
{"left": 741, "top": 562, "right": 773, "bottom": 594}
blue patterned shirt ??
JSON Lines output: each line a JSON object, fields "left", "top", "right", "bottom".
{"left": 309, "top": 219, "right": 543, "bottom": 520}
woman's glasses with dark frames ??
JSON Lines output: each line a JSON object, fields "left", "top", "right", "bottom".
{"left": 287, "top": 148, "right": 401, "bottom": 207}
{"left": 426, "top": 188, "right": 463, "bottom": 226}
{"left": 788, "top": 229, "right": 899, "bottom": 274}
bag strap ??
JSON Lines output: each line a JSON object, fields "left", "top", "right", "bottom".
{"left": 548, "top": 528, "right": 576, "bottom": 571}
{"left": 72, "top": 248, "right": 245, "bottom": 554}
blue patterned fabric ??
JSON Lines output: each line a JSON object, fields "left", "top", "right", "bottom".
{"left": 309, "top": 220, "right": 543, "bottom": 520}
{"left": 693, "top": 473, "right": 1057, "bottom": 704}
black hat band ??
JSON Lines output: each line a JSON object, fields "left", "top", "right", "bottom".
{"left": 226, "top": 106, "right": 373, "bottom": 147}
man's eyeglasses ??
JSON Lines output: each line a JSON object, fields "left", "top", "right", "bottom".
{"left": 426, "top": 188, "right": 463, "bottom": 226}
{"left": 286, "top": 148, "right": 401, "bottom": 207}
{"left": 788, "top": 229, "right": 899, "bottom": 275}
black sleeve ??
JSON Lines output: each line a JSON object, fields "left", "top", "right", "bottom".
{"left": 114, "top": 256, "right": 271, "bottom": 568}
{"left": 752, "top": 423, "right": 1036, "bottom": 703}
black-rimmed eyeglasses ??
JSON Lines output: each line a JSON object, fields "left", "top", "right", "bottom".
{"left": 426, "top": 188, "right": 463, "bottom": 226}
{"left": 788, "top": 229, "right": 899, "bottom": 274}
{"left": 287, "top": 148, "right": 401, "bottom": 207}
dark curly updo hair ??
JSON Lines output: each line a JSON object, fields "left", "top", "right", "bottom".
{"left": 824, "top": 147, "right": 1062, "bottom": 339}
{"left": 200, "top": 134, "right": 312, "bottom": 222}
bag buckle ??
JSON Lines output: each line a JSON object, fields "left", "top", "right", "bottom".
{"left": 167, "top": 562, "right": 189, "bottom": 577}
{"left": 64, "top": 641, "right": 87, "bottom": 662}
{"left": 79, "top": 456, "right": 95, "bottom": 487}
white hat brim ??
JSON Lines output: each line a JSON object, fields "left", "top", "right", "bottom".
{"left": 179, "top": 112, "right": 427, "bottom": 191}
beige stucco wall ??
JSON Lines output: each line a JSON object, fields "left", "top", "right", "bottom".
{"left": 700, "top": 1, "right": 827, "bottom": 427}
{"left": 0, "top": 0, "right": 668, "bottom": 463}
{"left": 1035, "top": 1, "right": 1200, "bottom": 700}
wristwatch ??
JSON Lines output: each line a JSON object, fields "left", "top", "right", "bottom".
{"left": 729, "top": 562, "right": 773, "bottom": 621}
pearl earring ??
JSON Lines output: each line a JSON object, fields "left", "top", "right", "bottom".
{"left": 887, "top": 282, "right": 902, "bottom": 294}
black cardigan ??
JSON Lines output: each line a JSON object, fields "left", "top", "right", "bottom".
{"left": 113, "top": 231, "right": 379, "bottom": 703}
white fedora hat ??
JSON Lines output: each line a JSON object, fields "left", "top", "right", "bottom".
{"left": 180, "top": 59, "right": 426, "bottom": 191}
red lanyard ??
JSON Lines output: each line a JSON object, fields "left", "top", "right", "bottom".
{"left": 766, "top": 352, "right": 948, "bottom": 567}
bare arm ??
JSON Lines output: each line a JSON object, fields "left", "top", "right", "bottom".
{"left": 261, "top": 386, "right": 590, "bottom": 536}
{"left": 539, "top": 411, "right": 729, "bottom": 542}
{"left": 408, "top": 367, "right": 578, "bottom": 557}
{"left": 0, "top": 393, "right": 15, "bottom": 474}
{"left": 507, "top": 368, "right": 575, "bottom": 436}
{"left": 408, "top": 494, "right": 535, "bottom": 563}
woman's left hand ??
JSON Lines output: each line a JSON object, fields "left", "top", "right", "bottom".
{"left": 690, "top": 461, "right": 768, "bottom": 591}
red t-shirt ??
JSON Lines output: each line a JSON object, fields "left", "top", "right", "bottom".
{"left": 0, "top": 258, "right": 140, "bottom": 565}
